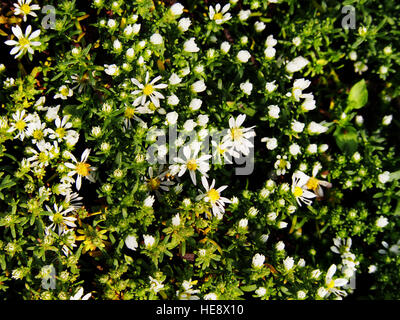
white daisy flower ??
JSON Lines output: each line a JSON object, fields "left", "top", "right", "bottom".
{"left": 26, "top": 116, "right": 49, "bottom": 144}
{"left": 64, "top": 149, "right": 97, "bottom": 191}
{"left": 199, "top": 176, "right": 231, "bottom": 218}
{"left": 7, "top": 109, "right": 34, "bottom": 140}
{"left": 5, "top": 25, "right": 41, "bottom": 59}
{"left": 176, "top": 279, "right": 200, "bottom": 300}
{"left": 45, "top": 203, "right": 77, "bottom": 236}
{"left": 104, "top": 64, "right": 120, "bottom": 76}
{"left": 274, "top": 155, "right": 291, "bottom": 176}
{"left": 173, "top": 145, "right": 212, "bottom": 185}
{"left": 222, "top": 114, "right": 255, "bottom": 157}
{"left": 131, "top": 72, "right": 168, "bottom": 108}
{"left": 291, "top": 171, "right": 317, "bottom": 206}
{"left": 145, "top": 166, "right": 174, "bottom": 194}
{"left": 26, "top": 140, "right": 56, "bottom": 168}
{"left": 125, "top": 235, "right": 139, "bottom": 251}
{"left": 285, "top": 56, "right": 310, "bottom": 73}
{"left": 208, "top": 3, "right": 231, "bottom": 24}
{"left": 13, "top": 0, "right": 40, "bottom": 22}
{"left": 54, "top": 85, "right": 73, "bottom": 100}
{"left": 48, "top": 115, "right": 74, "bottom": 142}
{"left": 304, "top": 163, "right": 332, "bottom": 197}
{"left": 324, "top": 264, "right": 348, "bottom": 298}
{"left": 211, "top": 139, "right": 239, "bottom": 164}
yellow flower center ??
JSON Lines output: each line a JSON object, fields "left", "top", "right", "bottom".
{"left": 327, "top": 280, "right": 335, "bottom": 289}
{"left": 148, "top": 102, "right": 157, "bottom": 111}
{"left": 76, "top": 162, "right": 91, "bottom": 176}
{"left": 60, "top": 87, "right": 70, "bottom": 96}
{"left": 38, "top": 151, "right": 49, "bottom": 163}
{"left": 293, "top": 186, "right": 303, "bottom": 197}
{"left": 32, "top": 129, "right": 44, "bottom": 140}
{"left": 207, "top": 188, "right": 220, "bottom": 203}
{"left": 124, "top": 107, "right": 135, "bottom": 119}
{"left": 306, "top": 177, "right": 319, "bottom": 191}
{"left": 217, "top": 146, "right": 225, "bottom": 155}
{"left": 148, "top": 178, "right": 161, "bottom": 191}
{"left": 20, "top": 4, "right": 31, "bottom": 14}
{"left": 143, "top": 84, "right": 154, "bottom": 96}
{"left": 15, "top": 120, "right": 26, "bottom": 131}
{"left": 55, "top": 127, "right": 66, "bottom": 138}
{"left": 230, "top": 127, "right": 243, "bottom": 141}
{"left": 278, "top": 159, "right": 287, "bottom": 169}
{"left": 186, "top": 159, "right": 197, "bottom": 171}
{"left": 53, "top": 213, "right": 64, "bottom": 225}
{"left": 214, "top": 12, "right": 223, "bottom": 20}
{"left": 18, "top": 37, "right": 30, "bottom": 47}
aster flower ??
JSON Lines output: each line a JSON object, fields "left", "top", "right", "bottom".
{"left": 26, "top": 116, "right": 49, "bottom": 144}
{"left": 291, "top": 171, "right": 317, "bottom": 206}
{"left": 45, "top": 203, "right": 77, "bottom": 236}
{"left": 274, "top": 155, "right": 291, "bottom": 176}
{"left": 131, "top": 72, "right": 167, "bottom": 108}
{"left": 211, "top": 139, "right": 239, "bottom": 164}
{"left": 173, "top": 145, "right": 212, "bottom": 185}
{"left": 26, "top": 140, "right": 57, "bottom": 168}
{"left": 54, "top": 85, "right": 73, "bottom": 100}
{"left": 64, "top": 149, "right": 97, "bottom": 191}
{"left": 222, "top": 114, "right": 255, "bottom": 157}
{"left": 208, "top": 3, "right": 231, "bottom": 24}
{"left": 145, "top": 166, "right": 174, "bottom": 194}
{"left": 47, "top": 115, "right": 74, "bottom": 142}
{"left": 13, "top": 0, "right": 40, "bottom": 22}
{"left": 304, "top": 163, "right": 332, "bottom": 197}
{"left": 324, "top": 264, "right": 348, "bottom": 298}
{"left": 176, "top": 279, "right": 200, "bottom": 300}
{"left": 198, "top": 176, "right": 231, "bottom": 219}
{"left": 7, "top": 109, "right": 34, "bottom": 140}
{"left": 5, "top": 25, "right": 41, "bottom": 59}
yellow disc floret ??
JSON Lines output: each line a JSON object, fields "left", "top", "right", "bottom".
{"left": 230, "top": 127, "right": 243, "bottom": 141}
{"left": 186, "top": 159, "right": 198, "bottom": 171}
{"left": 143, "top": 84, "right": 154, "bottom": 96}
{"left": 207, "top": 189, "right": 220, "bottom": 203}
{"left": 21, "top": 4, "right": 31, "bottom": 14}
{"left": 124, "top": 107, "right": 135, "bottom": 119}
{"left": 15, "top": 120, "right": 26, "bottom": 131}
{"left": 148, "top": 177, "right": 161, "bottom": 191}
{"left": 306, "top": 177, "right": 319, "bottom": 191}
{"left": 76, "top": 162, "right": 91, "bottom": 176}
{"left": 18, "top": 37, "right": 30, "bottom": 47}
{"left": 213, "top": 12, "right": 223, "bottom": 20}
{"left": 293, "top": 186, "right": 303, "bottom": 197}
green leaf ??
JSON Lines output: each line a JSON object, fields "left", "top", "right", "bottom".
{"left": 333, "top": 125, "right": 358, "bottom": 155}
{"left": 345, "top": 79, "right": 368, "bottom": 113}
{"left": 240, "top": 284, "right": 257, "bottom": 292}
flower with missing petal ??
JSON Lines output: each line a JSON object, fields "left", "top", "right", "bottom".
{"left": 5, "top": 25, "right": 41, "bottom": 59}
{"left": 65, "top": 149, "right": 97, "bottom": 191}
{"left": 291, "top": 171, "right": 316, "bottom": 206}
{"left": 324, "top": 265, "right": 348, "bottom": 298}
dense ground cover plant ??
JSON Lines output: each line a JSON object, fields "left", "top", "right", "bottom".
{"left": 0, "top": 0, "right": 399, "bottom": 300}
